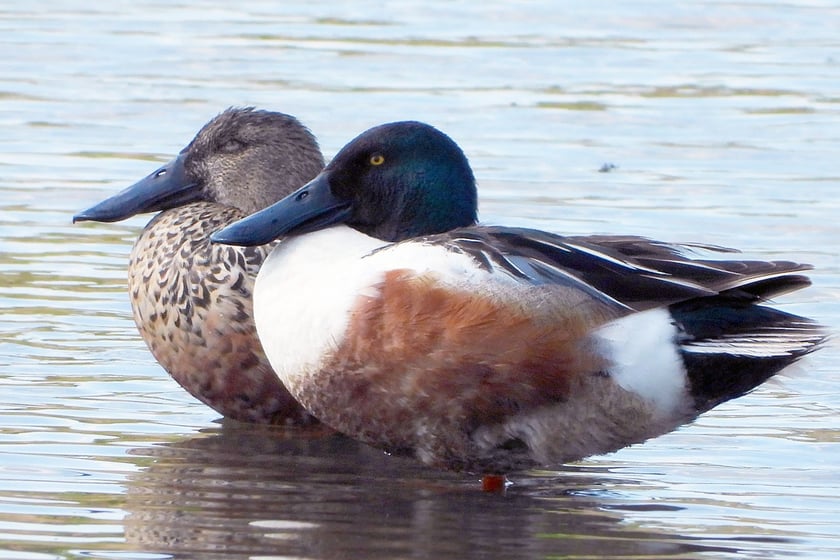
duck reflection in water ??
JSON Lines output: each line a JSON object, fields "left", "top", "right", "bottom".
{"left": 123, "top": 424, "right": 746, "bottom": 559}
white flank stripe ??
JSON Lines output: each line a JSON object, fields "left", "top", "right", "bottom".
{"left": 593, "top": 308, "right": 688, "bottom": 420}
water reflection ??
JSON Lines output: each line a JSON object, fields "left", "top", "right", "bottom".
{"left": 124, "top": 423, "right": 743, "bottom": 559}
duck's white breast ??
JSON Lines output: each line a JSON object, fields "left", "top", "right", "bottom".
{"left": 252, "top": 226, "right": 496, "bottom": 391}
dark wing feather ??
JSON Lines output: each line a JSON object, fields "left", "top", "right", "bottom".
{"left": 565, "top": 233, "right": 812, "bottom": 300}
{"left": 421, "top": 226, "right": 812, "bottom": 312}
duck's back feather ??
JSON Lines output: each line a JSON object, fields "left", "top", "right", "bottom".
{"left": 427, "top": 226, "right": 812, "bottom": 311}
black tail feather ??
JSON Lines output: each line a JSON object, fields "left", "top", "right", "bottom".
{"left": 721, "top": 274, "right": 813, "bottom": 302}
{"left": 670, "top": 297, "right": 825, "bottom": 412}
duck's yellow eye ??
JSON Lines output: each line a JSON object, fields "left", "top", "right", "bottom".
{"left": 370, "top": 154, "right": 385, "bottom": 166}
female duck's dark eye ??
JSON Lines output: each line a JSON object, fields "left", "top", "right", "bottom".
{"left": 369, "top": 153, "right": 385, "bottom": 166}
{"left": 220, "top": 139, "right": 245, "bottom": 153}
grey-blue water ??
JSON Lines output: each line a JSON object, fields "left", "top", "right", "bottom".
{"left": 1, "top": 1, "right": 838, "bottom": 558}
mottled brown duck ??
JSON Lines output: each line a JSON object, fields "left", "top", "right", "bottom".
{"left": 75, "top": 107, "right": 324, "bottom": 423}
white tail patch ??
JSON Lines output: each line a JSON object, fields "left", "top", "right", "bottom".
{"left": 593, "top": 308, "right": 689, "bottom": 420}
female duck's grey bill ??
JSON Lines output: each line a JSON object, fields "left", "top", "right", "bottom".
{"left": 210, "top": 171, "right": 352, "bottom": 247}
{"left": 72, "top": 153, "right": 198, "bottom": 223}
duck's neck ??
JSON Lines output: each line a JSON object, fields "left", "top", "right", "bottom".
{"left": 265, "top": 226, "right": 384, "bottom": 272}
{"left": 352, "top": 176, "right": 478, "bottom": 243}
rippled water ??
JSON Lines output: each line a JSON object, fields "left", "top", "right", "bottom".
{"left": 1, "top": 1, "right": 839, "bottom": 558}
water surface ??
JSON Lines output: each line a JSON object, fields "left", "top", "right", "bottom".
{"left": 1, "top": 1, "right": 839, "bottom": 558}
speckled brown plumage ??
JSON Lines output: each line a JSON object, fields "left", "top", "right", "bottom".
{"left": 128, "top": 203, "right": 312, "bottom": 423}
{"left": 76, "top": 108, "right": 325, "bottom": 423}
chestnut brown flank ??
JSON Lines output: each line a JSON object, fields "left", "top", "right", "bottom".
{"left": 308, "top": 269, "right": 620, "bottom": 463}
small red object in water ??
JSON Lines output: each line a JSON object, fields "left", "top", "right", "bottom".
{"left": 481, "top": 474, "right": 507, "bottom": 492}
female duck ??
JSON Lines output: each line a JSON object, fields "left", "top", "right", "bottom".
{"left": 74, "top": 108, "right": 324, "bottom": 424}
{"left": 212, "top": 121, "right": 824, "bottom": 472}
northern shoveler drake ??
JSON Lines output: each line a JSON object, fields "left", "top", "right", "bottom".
{"left": 74, "top": 108, "right": 325, "bottom": 424}
{"left": 211, "top": 121, "right": 826, "bottom": 474}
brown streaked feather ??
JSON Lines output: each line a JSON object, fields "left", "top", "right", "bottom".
{"left": 129, "top": 202, "right": 315, "bottom": 424}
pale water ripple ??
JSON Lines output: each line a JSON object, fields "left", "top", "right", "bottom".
{"left": 0, "top": 1, "right": 838, "bottom": 559}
